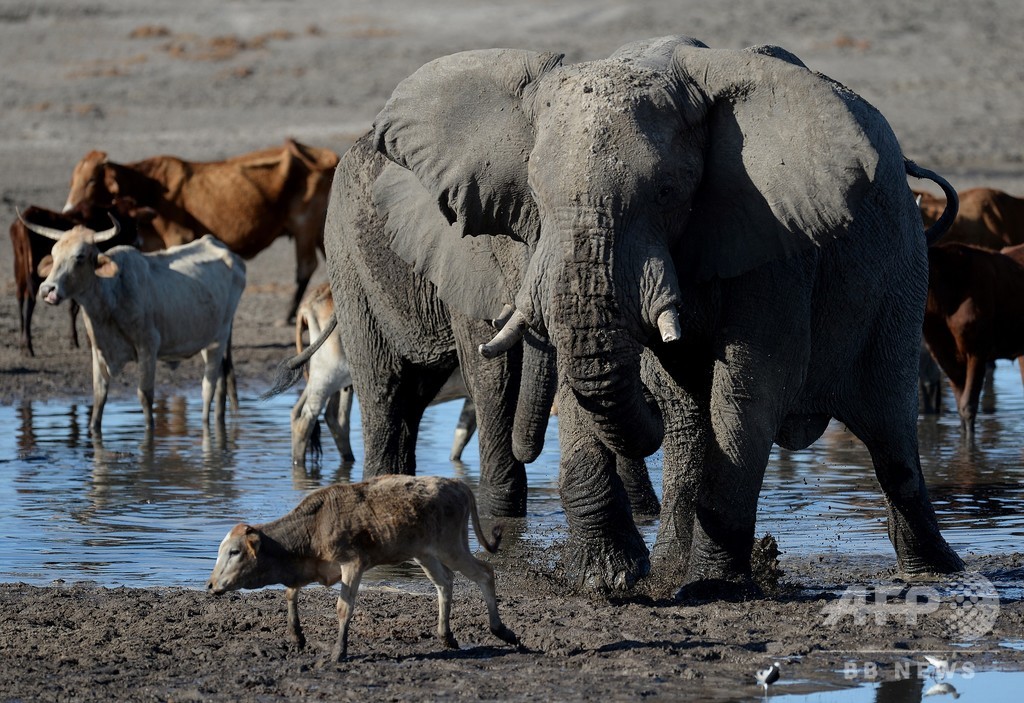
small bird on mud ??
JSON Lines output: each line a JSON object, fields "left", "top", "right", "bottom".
{"left": 924, "top": 681, "right": 960, "bottom": 698}
{"left": 755, "top": 661, "right": 781, "bottom": 694}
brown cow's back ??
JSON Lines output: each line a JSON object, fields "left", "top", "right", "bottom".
{"left": 916, "top": 187, "right": 1024, "bottom": 250}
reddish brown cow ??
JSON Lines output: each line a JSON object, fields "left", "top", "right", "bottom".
{"left": 922, "top": 242, "right": 1024, "bottom": 438}
{"left": 62, "top": 138, "right": 339, "bottom": 321}
{"left": 9, "top": 199, "right": 154, "bottom": 356}
{"left": 915, "top": 187, "right": 1024, "bottom": 249}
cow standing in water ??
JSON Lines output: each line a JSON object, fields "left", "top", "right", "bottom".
{"left": 25, "top": 215, "right": 246, "bottom": 434}
{"left": 62, "top": 139, "right": 338, "bottom": 322}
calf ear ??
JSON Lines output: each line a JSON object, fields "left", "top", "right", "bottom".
{"left": 243, "top": 527, "right": 261, "bottom": 556}
{"left": 95, "top": 254, "right": 119, "bottom": 278}
{"left": 37, "top": 255, "right": 53, "bottom": 278}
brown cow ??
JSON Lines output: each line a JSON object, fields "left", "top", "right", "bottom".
{"left": 922, "top": 241, "right": 1024, "bottom": 438}
{"left": 915, "top": 187, "right": 1024, "bottom": 250}
{"left": 9, "top": 199, "right": 154, "bottom": 356}
{"left": 207, "top": 475, "right": 519, "bottom": 661}
{"left": 62, "top": 138, "right": 339, "bottom": 321}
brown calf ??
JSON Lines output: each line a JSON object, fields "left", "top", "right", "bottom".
{"left": 206, "top": 475, "right": 519, "bottom": 661}
{"left": 9, "top": 200, "right": 154, "bottom": 356}
{"left": 923, "top": 242, "right": 1024, "bottom": 438}
{"left": 62, "top": 139, "right": 339, "bottom": 322}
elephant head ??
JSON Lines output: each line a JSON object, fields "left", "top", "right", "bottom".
{"left": 373, "top": 37, "right": 881, "bottom": 460}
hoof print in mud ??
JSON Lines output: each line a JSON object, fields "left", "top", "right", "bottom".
{"left": 675, "top": 578, "right": 764, "bottom": 604}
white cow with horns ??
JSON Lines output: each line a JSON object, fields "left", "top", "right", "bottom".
{"left": 23, "top": 213, "right": 246, "bottom": 434}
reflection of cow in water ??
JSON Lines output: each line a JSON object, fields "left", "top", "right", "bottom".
{"left": 62, "top": 139, "right": 338, "bottom": 322}
{"left": 922, "top": 241, "right": 1024, "bottom": 438}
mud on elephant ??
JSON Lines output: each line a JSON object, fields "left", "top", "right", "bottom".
{"left": 371, "top": 35, "right": 964, "bottom": 592}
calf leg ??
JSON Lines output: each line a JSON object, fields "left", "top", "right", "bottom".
{"left": 443, "top": 549, "right": 518, "bottom": 646}
{"left": 416, "top": 555, "right": 459, "bottom": 649}
{"left": 332, "top": 563, "right": 363, "bottom": 662}
{"left": 450, "top": 398, "right": 477, "bottom": 462}
{"left": 292, "top": 383, "right": 331, "bottom": 465}
{"left": 285, "top": 586, "right": 306, "bottom": 648}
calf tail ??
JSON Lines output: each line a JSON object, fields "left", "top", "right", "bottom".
{"left": 905, "top": 159, "right": 959, "bottom": 246}
{"left": 467, "top": 485, "right": 503, "bottom": 554}
{"left": 260, "top": 313, "right": 338, "bottom": 401}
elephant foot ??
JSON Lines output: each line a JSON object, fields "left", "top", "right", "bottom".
{"left": 562, "top": 533, "right": 650, "bottom": 594}
{"left": 894, "top": 537, "right": 965, "bottom": 575}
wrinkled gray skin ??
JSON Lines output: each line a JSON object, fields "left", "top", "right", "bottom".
{"left": 323, "top": 138, "right": 659, "bottom": 518}
{"left": 372, "top": 36, "right": 964, "bottom": 592}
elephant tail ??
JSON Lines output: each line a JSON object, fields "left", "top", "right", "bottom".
{"left": 904, "top": 159, "right": 959, "bottom": 246}
{"left": 465, "top": 483, "right": 503, "bottom": 554}
{"left": 259, "top": 312, "right": 338, "bottom": 401}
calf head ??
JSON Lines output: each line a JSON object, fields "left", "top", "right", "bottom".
{"left": 23, "top": 215, "right": 121, "bottom": 305}
{"left": 207, "top": 524, "right": 264, "bottom": 595}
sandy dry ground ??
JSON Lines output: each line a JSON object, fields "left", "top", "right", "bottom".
{"left": 2, "top": 0, "right": 1024, "bottom": 700}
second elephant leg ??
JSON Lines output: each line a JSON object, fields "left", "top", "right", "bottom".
{"left": 557, "top": 384, "right": 648, "bottom": 592}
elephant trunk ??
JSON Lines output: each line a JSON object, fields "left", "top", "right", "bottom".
{"left": 511, "top": 330, "right": 557, "bottom": 462}
{"left": 550, "top": 219, "right": 666, "bottom": 460}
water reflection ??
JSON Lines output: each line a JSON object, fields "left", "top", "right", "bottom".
{"left": 1, "top": 363, "right": 1023, "bottom": 587}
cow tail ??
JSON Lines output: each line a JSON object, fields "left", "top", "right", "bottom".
{"left": 467, "top": 485, "right": 503, "bottom": 554}
{"left": 260, "top": 313, "right": 338, "bottom": 400}
{"left": 905, "top": 159, "right": 959, "bottom": 246}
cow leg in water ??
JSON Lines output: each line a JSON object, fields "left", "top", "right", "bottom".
{"left": 137, "top": 349, "right": 157, "bottom": 433}
{"left": 20, "top": 293, "right": 36, "bottom": 357}
{"left": 90, "top": 347, "right": 111, "bottom": 434}
{"left": 332, "top": 562, "right": 364, "bottom": 662}
{"left": 324, "top": 388, "right": 355, "bottom": 462}
{"left": 957, "top": 355, "right": 988, "bottom": 440}
{"left": 199, "top": 346, "right": 227, "bottom": 426}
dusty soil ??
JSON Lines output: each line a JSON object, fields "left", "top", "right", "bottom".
{"left": 2, "top": 0, "right": 1023, "bottom": 700}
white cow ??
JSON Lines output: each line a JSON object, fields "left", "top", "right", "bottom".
{"left": 291, "top": 282, "right": 477, "bottom": 466}
{"left": 26, "top": 215, "right": 246, "bottom": 434}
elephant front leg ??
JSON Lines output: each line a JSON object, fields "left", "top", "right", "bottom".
{"left": 453, "top": 316, "right": 527, "bottom": 517}
{"left": 557, "top": 387, "right": 649, "bottom": 593}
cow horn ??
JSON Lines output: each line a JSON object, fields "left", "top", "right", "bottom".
{"left": 17, "top": 208, "right": 67, "bottom": 241}
{"left": 479, "top": 309, "right": 527, "bottom": 359}
{"left": 90, "top": 214, "right": 120, "bottom": 244}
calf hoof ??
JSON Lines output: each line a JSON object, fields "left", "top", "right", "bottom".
{"left": 442, "top": 632, "right": 459, "bottom": 650}
{"left": 329, "top": 645, "right": 347, "bottom": 662}
{"left": 490, "top": 624, "right": 519, "bottom": 646}
{"left": 290, "top": 633, "right": 306, "bottom": 650}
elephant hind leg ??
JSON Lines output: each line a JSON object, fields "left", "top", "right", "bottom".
{"left": 843, "top": 412, "right": 963, "bottom": 574}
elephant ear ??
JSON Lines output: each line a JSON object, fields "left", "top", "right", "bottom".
{"left": 671, "top": 45, "right": 881, "bottom": 280}
{"left": 373, "top": 162, "right": 524, "bottom": 320}
{"left": 374, "top": 49, "right": 563, "bottom": 244}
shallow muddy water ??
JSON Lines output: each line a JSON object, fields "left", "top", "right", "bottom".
{"left": 1, "top": 363, "right": 1022, "bottom": 590}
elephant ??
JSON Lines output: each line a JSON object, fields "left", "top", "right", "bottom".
{"left": 269, "top": 136, "right": 661, "bottom": 521}
{"left": 368, "top": 35, "right": 965, "bottom": 592}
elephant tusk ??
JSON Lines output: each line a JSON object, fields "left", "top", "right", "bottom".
{"left": 479, "top": 310, "right": 528, "bottom": 358}
{"left": 656, "top": 307, "right": 681, "bottom": 343}
{"left": 492, "top": 303, "right": 515, "bottom": 330}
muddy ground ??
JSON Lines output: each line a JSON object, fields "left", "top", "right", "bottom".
{"left": 2, "top": 0, "right": 1024, "bottom": 700}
